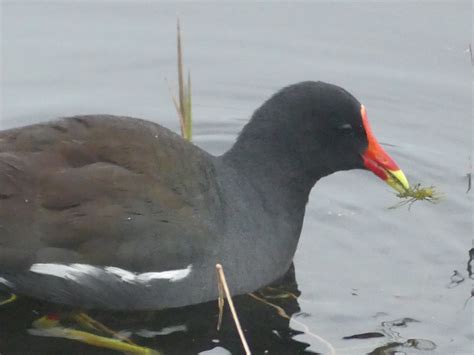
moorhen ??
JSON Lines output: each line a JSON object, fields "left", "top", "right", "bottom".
{"left": 0, "top": 81, "right": 409, "bottom": 310}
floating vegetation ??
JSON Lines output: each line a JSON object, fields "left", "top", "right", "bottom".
{"left": 30, "top": 314, "right": 159, "bottom": 354}
{"left": 0, "top": 292, "right": 16, "bottom": 306}
{"left": 389, "top": 183, "right": 441, "bottom": 210}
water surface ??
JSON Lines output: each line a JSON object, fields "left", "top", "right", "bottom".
{"left": 1, "top": 1, "right": 472, "bottom": 354}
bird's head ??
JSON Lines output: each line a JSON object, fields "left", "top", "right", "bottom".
{"left": 232, "top": 81, "right": 409, "bottom": 193}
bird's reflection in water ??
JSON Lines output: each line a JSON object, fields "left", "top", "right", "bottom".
{"left": 0, "top": 264, "right": 318, "bottom": 354}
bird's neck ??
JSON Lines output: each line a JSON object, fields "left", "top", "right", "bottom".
{"left": 222, "top": 135, "right": 323, "bottom": 215}
{"left": 219, "top": 138, "right": 315, "bottom": 290}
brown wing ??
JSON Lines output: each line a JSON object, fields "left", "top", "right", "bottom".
{"left": 0, "top": 115, "right": 222, "bottom": 272}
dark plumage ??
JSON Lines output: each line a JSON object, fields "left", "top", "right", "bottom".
{"left": 0, "top": 81, "right": 393, "bottom": 310}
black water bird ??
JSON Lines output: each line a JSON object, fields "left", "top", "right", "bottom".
{"left": 0, "top": 81, "right": 409, "bottom": 310}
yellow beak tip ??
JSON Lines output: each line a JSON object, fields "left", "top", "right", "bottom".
{"left": 386, "top": 169, "right": 410, "bottom": 193}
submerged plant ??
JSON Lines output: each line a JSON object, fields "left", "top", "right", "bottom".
{"left": 390, "top": 183, "right": 441, "bottom": 209}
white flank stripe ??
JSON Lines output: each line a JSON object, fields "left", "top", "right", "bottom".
{"left": 105, "top": 264, "right": 193, "bottom": 283}
{"left": 30, "top": 263, "right": 192, "bottom": 284}
{"left": 103, "top": 267, "right": 136, "bottom": 282}
{"left": 29, "top": 263, "right": 100, "bottom": 281}
{"left": 136, "top": 265, "right": 192, "bottom": 282}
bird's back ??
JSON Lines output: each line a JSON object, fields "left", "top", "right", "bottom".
{"left": 0, "top": 115, "right": 223, "bottom": 273}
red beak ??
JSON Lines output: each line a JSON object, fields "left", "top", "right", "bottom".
{"left": 360, "top": 105, "right": 409, "bottom": 193}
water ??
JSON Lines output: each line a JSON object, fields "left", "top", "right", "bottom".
{"left": 0, "top": 1, "right": 472, "bottom": 354}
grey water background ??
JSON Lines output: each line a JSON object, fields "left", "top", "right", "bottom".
{"left": 0, "top": 1, "right": 472, "bottom": 354}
